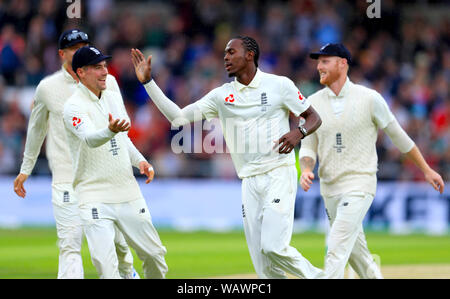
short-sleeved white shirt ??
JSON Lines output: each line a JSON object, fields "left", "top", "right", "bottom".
{"left": 195, "top": 69, "right": 310, "bottom": 178}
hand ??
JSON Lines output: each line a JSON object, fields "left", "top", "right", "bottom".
{"left": 273, "top": 129, "right": 303, "bottom": 154}
{"left": 131, "top": 48, "right": 152, "bottom": 84}
{"left": 139, "top": 161, "right": 155, "bottom": 184}
{"left": 108, "top": 113, "right": 130, "bottom": 133}
{"left": 424, "top": 168, "right": 445, "bottom": 194}
{"left": 300, "top": 170, "right": 314, "bottom": 192}
{"left": 13, "top": 173, "right": 29, "bottom": 198}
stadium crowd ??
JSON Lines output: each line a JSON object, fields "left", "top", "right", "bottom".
{"left": 0, "top": 0, "right": 448, "bottom": 181}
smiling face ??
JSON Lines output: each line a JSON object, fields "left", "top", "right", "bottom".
{"left": 77, "top": 60, "right": 108, "bottom": 97}
{"left": 316, "top": 55, "right": 348, "bottom": 86}
{"left": 224, "top": 39, "right": 254, "bottom": 78}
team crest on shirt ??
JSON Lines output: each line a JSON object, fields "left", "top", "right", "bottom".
{"left": 224, "top": 94, "right": 235, "bottom": 106}
{"left": 333, "top": 133, "right": 345, "bottom": 153}
{"left": 260, "top": 92, "right": 271, "bottom": 112}
{"left": 109, "top": 137, "right": 120, "bottom": 156}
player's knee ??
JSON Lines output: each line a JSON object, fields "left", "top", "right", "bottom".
{"left": 58, "top": 226, "right": 83, "bottom": 252}
{"left": 58, "top": 237, "right": 82, "bottom": 254}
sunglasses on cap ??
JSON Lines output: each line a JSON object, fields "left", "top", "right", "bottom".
{"left": 59, "top": 30, "right": 90, "bottom": 49}
{"left": 65, "top": 31, "right": 89, "bottom": 42}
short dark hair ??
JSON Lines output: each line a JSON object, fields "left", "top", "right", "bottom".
{"left": 235, "top": 36, "right": 260, "bottom": 68}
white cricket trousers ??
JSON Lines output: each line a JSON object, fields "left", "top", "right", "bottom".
{"left": 52, "top": 183, "right": 135, "bottom": 279}
{"left": 79, "top": 198, "right": 168, "bottom": 279}
{"left": 323, "top": 192, "right": 383, "bottom": 279}
{"left": 242, "top": 165, "right": 322, "bottom": 279}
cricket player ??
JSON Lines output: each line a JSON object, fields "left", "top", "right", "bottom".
{"left": 63, "top": 46, "right": 168, "bottom": 279}
{"left": 13, "top": 29, "right": 139, "bottom": 279}
{"left": 299, "top": 43, "right": 445, "bottom": 279}
{"left": 131, "top": 36, "right": 323, "bottom": 278}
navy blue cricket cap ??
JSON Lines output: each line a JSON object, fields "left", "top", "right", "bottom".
{"left": 309, "top": 43, "right": 352, "bottom": 64}
{"left": 72, "top": 46, "right": 112, "bottom": 72}
{"left": 58, "top": 29, "right": 90, "bottom": 49}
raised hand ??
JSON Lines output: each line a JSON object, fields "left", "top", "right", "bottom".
{"left": 108, "top": 113, "right": 130, "bottom": 133}
{"left": 131, "top": 48, "right": 152, "bottom": 84}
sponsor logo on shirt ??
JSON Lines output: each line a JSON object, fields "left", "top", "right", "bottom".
{"left": 298, "top": 91, "right": 305, "bottom": 103}
{"left": 72, "top": 117, "right": 81, "bottom": 126}
{"left": 224, "top": 94, "right": 235, "bottom": 105}
{"left": 72, "top": 116, "right": 83, "bottom": 130}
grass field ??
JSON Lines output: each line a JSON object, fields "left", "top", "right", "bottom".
{"left": 0, "top": 227, "right": 449, "bottom": 279}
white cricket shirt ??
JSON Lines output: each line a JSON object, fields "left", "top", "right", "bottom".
{"left": 63, "top": 83, "right": 146, "bottom": 204}
{"left": 19, "top": 66, "right": 121, "bottom": 184}
{"left": 195, "top": 69, "right": 311, "bottom": 178}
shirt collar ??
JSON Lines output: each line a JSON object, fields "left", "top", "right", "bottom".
{"left": 62, "top": 65, "right": 78, "bottom": 84}
{"left": 78, "top": 82, "right": 103, "bottom": 102}
{"left": 325, "top": 77, "right": 352, "bottom": 98}
{"left": 233, "top": 68, "right": 262, "bottom": 91}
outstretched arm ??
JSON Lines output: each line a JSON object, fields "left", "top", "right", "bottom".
{"left": 131, "top": 48, "right": 203, "bottom": 127}
{"left": 382, "top": 117, "right": 444, "bottom": 194}
{"left": 143, "top": 80, "right": 203, "bottom": 126}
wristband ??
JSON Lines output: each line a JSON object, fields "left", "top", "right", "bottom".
{"left": 298, "top": 125, "right": 307, "bottom": 139}
{"left": 142, "top": 77, "right": 153, "bottom": 85}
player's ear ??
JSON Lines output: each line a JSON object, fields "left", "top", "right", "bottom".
{"left": 76, "top": 67, "right": 84, "bottom": 79}
{"left": 337, "top": 57, "right": 346, "bottom": 70}
{"left": 245, "top": 50, "right": 255, "bottom": 63}
{"left": 58, "top": 49, "right": 65, "bottom": 60}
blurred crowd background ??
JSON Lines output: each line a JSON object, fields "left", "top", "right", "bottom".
{"left": 0, "top": 0, "right": 448, "bottom": 181}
